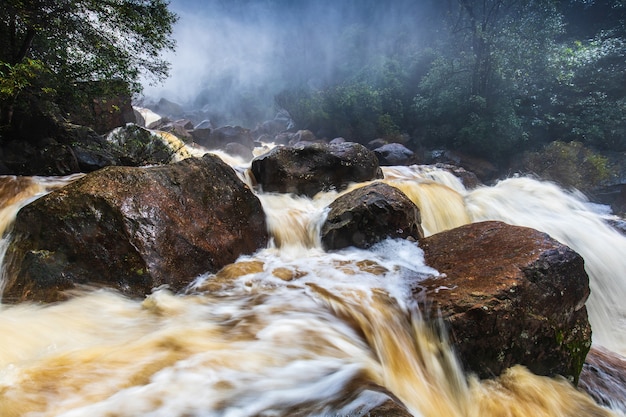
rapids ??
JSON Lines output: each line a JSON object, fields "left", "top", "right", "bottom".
{"left": 0, "top": 159, "right": 624, "bottom": 417}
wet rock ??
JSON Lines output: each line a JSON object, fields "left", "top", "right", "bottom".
{"left": 104, "top": 124, "right": 177, "bottom": 166}
{"left": 289, "top": 129, "right": 317, "bottom": 145}
{"left": 2, "top": 154, "right": 268, "bottom": 303}
{"left": 433, "top": 163, "right": 482, "bottom": 189}
{"left": 150, "top": 98, "right": 185, "bottom": 120}
{"left": 133, "top": 106, "right": 162, "bottom": 128}
{"left": 251, "top": 141, "right": 382, "bottom": 197}
{"left": 321, "top": 182, "right": 424, "bottom": 250}
{"left": 59, "top": 80, "right": 135, "bottom": 135}
{"left": 430, "top": 150, "right": 498, "bottom": 182}
{"left": 192, "top": 125, "right": 254, "bottom": 151}
{"left": 417, "top": 221, "right": 592, "bottom": 382}
{"left": 158, "top": 119, "right": 194, "bottom": 141}
{"left": 578, "top": 346, "right": 626, "bottom": 412}
{"left": 366, "top": 398, "right": 412, "bottom": 416}
{"left": 224, "top": 142, "right": 254, "bottom": 161}
{"left": 367, "top": 138, "right": 388, "bottom": 150}
{"left": 373, "top": 143, "right": 417, "bottom": 166}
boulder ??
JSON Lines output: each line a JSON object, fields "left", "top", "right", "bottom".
{"left": 430, "top": 150, "right": 499, "bottom": 182}
{"left": 224, "top": 142, "right": 254, "bottom": 161}
{"left": 373, "top": 143, "right": 417, "bottom": 166}
{"left": 2, "top": 154, "right": 268, "bottom": 303}
{"left": 192, "top": 125, "right": 254, "bottom": 150}
{"left": 58, "top": 80, "right": 135, "bottom": 135}
{"left": 289, "top": 129, "right": 317, "bottom": 145}
{"left": 1, "top": 123, "right": 116, "bottom": 176}
{"left": 251, "top": 141, "right": 383, "bottom": 197}
{"left": 104, "top": 124, "right": 178, "bottom": 166}
{"left": 433, "top": 163, "right": 482, "bottom": 189}
{"left": 159, "top": 119, "right": 195, "bottom": 141}
{"left": 321, "top": 182, "right": 424, "bottom": 250}
{"left": 578, "top": 346, "right": 626, "bottom": 412}
{"left": 416, "top": 221, "right": 592, "bottom": 382}
{"left": 150, "top": 98, "right": 185, "bottom": 120}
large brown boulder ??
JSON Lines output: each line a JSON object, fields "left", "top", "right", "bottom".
{"left": 2, "top": 154, "right": 268, "bottom": 303}
{"left": 251, "top": 141, "right": 382, "bottom": 197}
{"left": 321, "top": 182, "right": 424, "bottom": 250}
{"left": 417, "top": 221, "right": 592, "bottom": 382}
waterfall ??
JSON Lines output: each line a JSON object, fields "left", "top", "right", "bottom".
{"left": 0, "top": 163, "right": 624, "bottom": 416}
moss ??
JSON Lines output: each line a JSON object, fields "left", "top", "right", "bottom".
{"left": 522, "top": 141, "right": 612, "bottom": 191}
{"left": 555, "top": 327, "right": 592, "bottom": 384}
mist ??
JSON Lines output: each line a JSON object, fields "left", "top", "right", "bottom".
{"left": 140, "top": 0, "right": 436, "bottom": 127}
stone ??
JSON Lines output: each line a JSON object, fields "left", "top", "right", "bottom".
{"left": 321, "top": 182, "right": 424, "bottom": 250}
{"left": 2, "top": 154, "right": 268, "bottom": 303}
{"left": 59, "top": 80, "right": 135, "bottom": 135}
{"left": 373, "top": 143, "right": 417, "bottom": 166}
{"left": 578, "top": 346, "right": 626, "bottom": 412}
{"left": 192, "top": 125, "right": 254, "bottom": 150}
{"left": 251, "top": 141, "right": 382, "bottom": 197}
{"left": 416, "top": 221, "right": 592, "bottom": 382}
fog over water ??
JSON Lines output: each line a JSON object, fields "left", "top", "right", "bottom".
{"left": 140, "top": 0, "right": 434, "bottom": 126}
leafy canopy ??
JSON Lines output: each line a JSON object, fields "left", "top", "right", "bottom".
{"left": 0, "top": 0, "right": 177, "bottom": 98}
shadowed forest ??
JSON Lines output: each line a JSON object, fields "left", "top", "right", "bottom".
{"left": 144, "top": 0, "right": 626, "bottom": 171}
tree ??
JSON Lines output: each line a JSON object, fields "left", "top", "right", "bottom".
{"left": 0, "top": 0, "right": 177, "bottom": 127}
{"left": 544, "top": 0, "right": 626, "bottom": 150}
{"left": 413, "top": 0, "right": 565, "bottom": 161}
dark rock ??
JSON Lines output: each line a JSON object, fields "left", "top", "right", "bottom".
{"left": 417, "top": 221, "right": 592, "bottom": 382}
{"left": 289, "top": 129, "right": 317, "bottom": 145}
{"left": 252, "top": 118, "right": 290, "bottom": 138}
{"left": 104, "top": 124, "right": 177, "bottom": 166}
{"left": 330, "top": 137, "right": 346, "bottom": 145}
{"left": 433, "top": 163, "right": 483, "bottom": 189}
{"left": 194, "top": 120, "right": 214, "bottom": 130}
{"left": 58, "top": 80, "right": 135, "bottom": 135}
{"left": 430, "top": 150, "right": 498, "bottom": 182}
{"left": 321, "top": 182, "right": 424, "bottom": 250}
{"left": 273, "top": 132, "right": 294, "bottom": 145}
{"left": 578, "top": 346, "right": 626, "bottom": 413}
{"left": 192, "top": 125, "right": 254, "bottom": 150}
{"left": 2, "top": 124, "right": 113, "bottom": 175}
{"left": 150, "top": 98, "right": 185, "bottom": 119}
{"left": 159, "top": 119, "right": 194, "bottom": 141}
{"left": 251, "top": 141, "right": 382, "bottom": 197}
{"left": 190, "top": 127, "right": 212, "bottom": 144}
{"left": 224, "top": 142, "right": 254, "bottom": 161}
{"left": 367, "top": 138, "right": 388, "bottom": 150}
{"left": 374, "top": 143, "right": 416, "bottom": 166}
{"left": 366, "top": 399, "right": 412, "bottom": 416}
{"left": 2, "top": 154, "right": 268, "bottom": 303}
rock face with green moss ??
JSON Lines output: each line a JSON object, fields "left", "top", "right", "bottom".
{"left": 417, "top": 221, "right": 592, "bottom": 382}
{"left": 2, "top": 154, "right": 268, "bottom": 303}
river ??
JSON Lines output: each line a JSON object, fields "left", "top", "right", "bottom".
{"left": 0, "top": 152, "right": 624, "bottom": 416}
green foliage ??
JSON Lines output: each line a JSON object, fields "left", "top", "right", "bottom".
{"left": 269, "top": 0, "right": 625, "bottom": 166}
{"left": 276, "top": 53, "right": 432, "bottom": 142}
{"left": 521, "top": 141, "right": 612, "bottom": 191}
{"left": 0, "top": 59, "right": 48, "bottom": 101}
{"left": 545, "top": 34, "right": 626, "bottom": 150}
{"left": 0, "top": 0, "right": 177, "bottom": 127}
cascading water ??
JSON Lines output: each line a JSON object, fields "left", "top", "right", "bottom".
{"left": 0, "top": 159, "right": 624, "bottom": 417}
